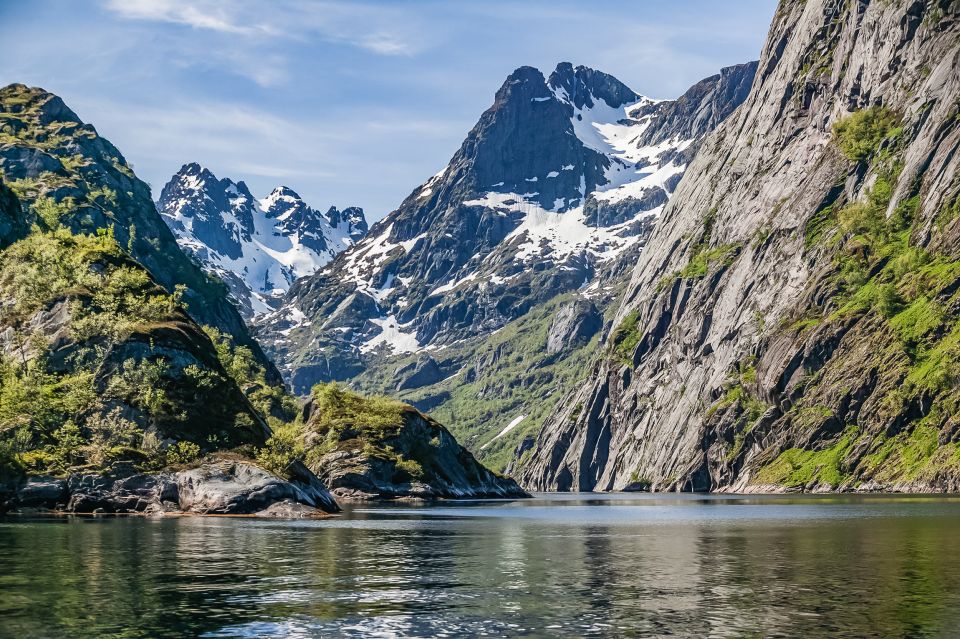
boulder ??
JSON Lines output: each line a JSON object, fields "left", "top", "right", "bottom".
{"left": 176, "top": 460, "right": 337, "bottom": 515}
{"left": 546, "top": 299, "right": 602, "bottom": 354}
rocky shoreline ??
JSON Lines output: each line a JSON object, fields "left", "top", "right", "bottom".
{"left": 0, "top": 457, "right": 339, "bottom": 518}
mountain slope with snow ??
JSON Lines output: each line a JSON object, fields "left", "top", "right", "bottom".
{"left": 258, "top": 61, "right": 756, "bottom": 391}
{"left": 157, "top": 163, "right": 367, "bottom": 317}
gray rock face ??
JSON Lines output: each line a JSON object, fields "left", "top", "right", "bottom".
{"left": 630, "top": 61, "right": 759, "bottom": 148}
{"left": 546, "top": 299, "right": 602, "bottom": 354}
{"left": 0, "top": 181, "right": 24, "bottom": 249}
{"left": 520, "top": 0, "right": 960, "bottom": 493}
{"left": 177, "top": 460, "right": 338, "bottom": 514}
{"left": 17, "top": 477, "right": 67, "bottom": 505}
{"left": 396, "top": 354, "right": 443, "bottom": 391}
{"left": 2, "top": 459, "right": 339, "bottom": 516}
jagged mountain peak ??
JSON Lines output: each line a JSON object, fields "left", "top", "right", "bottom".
{"left": 158, "top": 165, "right": 367, "bottom": 318}
{"left": 259, "top": 185, "right": 315, "bottom": 220}
{"left": 257, "top": 59, "right": 757, "bottom": 394}
{"left": 547, "top": 62, "right": 642, "bottom": 110}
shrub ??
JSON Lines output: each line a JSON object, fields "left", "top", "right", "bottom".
{"left": 257, "top": 421, "right": 306, "bottom": 478}
{"left": 832, "top": 107, "right": 900, "bottom": 161}
{"left": 610, "top": 310, "right": 641, "bottom": 364}
{"left": 165, "top": 441, "right": 201, "bottom": 466}
{"left": 394, "top": 456, "right": 425, "bottom": 481}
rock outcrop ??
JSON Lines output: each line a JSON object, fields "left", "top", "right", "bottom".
{"left": 520, "top": 0, "right": 960, "bottom": 493}
{"left": 300, "top": 385, "right": 528, "bottom": 500}
{"left": 0, "top": 84, "right": 278, "bottom": 378}
{"left": 3, "top": 458, "right": 337, "bottom": 516}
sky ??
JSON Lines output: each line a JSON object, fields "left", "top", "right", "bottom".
{"left": 0, "top": 0, "right": 778, "bottom": 221}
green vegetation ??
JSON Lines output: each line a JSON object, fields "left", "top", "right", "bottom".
{"left": 832, "top": 106, "right": 900, "bottom": 161}
{"left": 706, "top": 358, "right": 770, "bottom": 462}
{"left": 0, "top": 223, "right": 183, "bottom": 477}
{"left": 657, "top": 208, "right": 743, "bottom": 291}
{"left": 352, "top": 292, "right": 606, "bottom": 472}
{"left": 291, "top": 383, "right": 434, "bottom": 483}
{"left": 0, "top": 211, "right": 286, "bottom": 479}
{"left": 204, "top": 326, "right": 297, "bottom": 423}
{"left": 755, "top": 107, "right": 960, "bottom": 487}
{"left": 0, "top": 83, "right": 239, "bottom": 350}
{"left": 310, "top": 382, "right": 407, "bottom": 437}
{"left": 256, "top": 420, "right": 305, "bottom": 479}
{"left": 610, "top": 310, "right": 641, "bottom": 364}
{"left": 677, "top": 243, "right": 741, "bottom": 279}
{"left": 628, "top": 471, "right": 652, "bottom": 489}
{"left": 755, "top": 426, "right": 859, "bottom": 488}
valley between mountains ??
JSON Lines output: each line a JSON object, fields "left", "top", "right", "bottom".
{"left": 1, "top": 0, "right": 958, "bottom": 517}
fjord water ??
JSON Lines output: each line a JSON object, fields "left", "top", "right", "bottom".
{"left": 2, "top": 494, "right": 959, "bottom": 638}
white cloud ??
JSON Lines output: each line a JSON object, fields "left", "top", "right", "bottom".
{"left": 101, "top": 0, "right": 429, "bottom": 57}
{"left": 103, "top": 0, "right": 257, "bottom": 34}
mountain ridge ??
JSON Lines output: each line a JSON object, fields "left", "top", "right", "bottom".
{"left": 253, "top": 59, "right": 757, "bottom": 469}
{"left": 158, "top": 162, "right": 367, "bottom": 317}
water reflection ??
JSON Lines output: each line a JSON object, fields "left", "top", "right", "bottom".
{"left": 1, "top": 493, "right": 959, "bottom": 637}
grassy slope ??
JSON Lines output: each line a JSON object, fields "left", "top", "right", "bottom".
{"left": 351, "top": 290, "right": 621, "bottom": 472}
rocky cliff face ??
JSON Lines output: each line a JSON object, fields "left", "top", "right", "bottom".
{"left": 158, "top": 164, "right": 367, "bottom": 317}
{"left": 252, "top": 61, "right": 756, "bottom": 472}
{"left": 520, "top": 0, "right": 960, "bottom": 493}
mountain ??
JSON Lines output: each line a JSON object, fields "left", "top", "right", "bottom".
{"left": 519, "top": 0, "right": 960, "bottom": 492}
{"left": 0, "top": 86, "right": 339, "bottom": 514}
{"left": 255, "top": 60, "right": 757, "bottom": 469}
{"left": 0, "top": 86, "right": 279, "bottom": 381}
{"left": 158, "top": 163, "right": 367, "bottom": 317}
{"left": 298, "top": 383, "right": 527, "bottom": 500}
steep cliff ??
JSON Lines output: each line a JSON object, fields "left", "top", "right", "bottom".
{"left": 521, "top": 0, "right": 960, "bottom": 493}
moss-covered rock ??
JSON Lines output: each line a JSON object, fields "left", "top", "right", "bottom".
{"left": 299, "top": 383, "right": 528, "bottom": 500}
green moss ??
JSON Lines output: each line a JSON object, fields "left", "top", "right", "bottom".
{"left": 904, "top": 322, "right": 960, "bottom": 395}
{"left": 832, "top": 107, "right": 900, "bottom": 161}
{"left": 610, "top": 310, "right": 641, "bottom": 364}
{"left": 679, "top": 243, "right": 741, "bottom": 279}
{"left": 862, "top": 419, "right": 960, "bottom": 483}
{"left": 755, "top": 426, "right": 859, "bottom": 488}
{"left": 889, "top": 297, "right": 944, "bottom": 349}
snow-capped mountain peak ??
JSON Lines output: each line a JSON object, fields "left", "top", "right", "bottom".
{"left": 157, "top": 164, "right": 367, "bottom": 318}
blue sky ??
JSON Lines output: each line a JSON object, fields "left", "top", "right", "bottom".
{"left": 0, "top": 1, "right": 777, "bottom": 221}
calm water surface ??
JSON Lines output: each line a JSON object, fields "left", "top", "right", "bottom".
{"left": 2, "top": 493, "right": 960, "bottom": 638}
